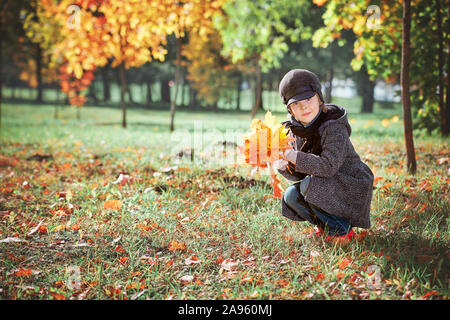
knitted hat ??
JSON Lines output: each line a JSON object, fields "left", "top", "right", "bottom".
{"left": 279, "top": 69, "right": 325, "bottom": 107}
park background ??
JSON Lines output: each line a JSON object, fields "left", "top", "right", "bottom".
{"left": 0, "top": 0, "right": 448, "bottom": 300}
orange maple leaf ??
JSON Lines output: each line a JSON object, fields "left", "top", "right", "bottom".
{"left": 104, "top": 199, "right": 123, "bottom": 210}
{"left": 239, "top": 111, "right": 295, "bottom": 198}
{"left": 269, "top": 163, "right": 284, "bottom": 198}
{"left": 168, "top": 240, "right": 186, "bottom": 252}
{"left": 337, "top": 258, "right": 352, "bottom": 270}
{"left": 15, "top": 268, "right": 33, "bottom": 277}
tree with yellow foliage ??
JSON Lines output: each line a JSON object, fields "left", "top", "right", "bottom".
{"left": 163, "top": 0, "right": 227, "bottom": 131}
{"left": 181, "top": 28, "right": 242, "bottom": 111}
{"left": 25, "top": 0, "right": 174, "bottom": 128}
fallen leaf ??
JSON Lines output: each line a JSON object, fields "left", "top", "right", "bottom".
{"left": 22, "top": 181, "right": 30, "bottom": 190}
{"left": 381, "top": 182, "right": 393, "bottom": 189}
{"left": 15, "top": 268, "right": 33, "bottom": 277}
{"left": 168, "top": 240, "right": 186, "bottom": 252}
{"left": 131, "top": 289, "right": 147, "bottom": 300}
{"left": 338, "top": 258, "right": 352, "bottom": 270}
{"left": 316, "top": 273, "right": 325, "bottom": 281}
{"left": 185, "top": 255, "right": 201, "bottom": 265}
{"left": 179, "top": 275, "right": 194, "bottom": 282}
{"left": 9, "top": 268, "right": 41, "bottom": 277}
{"left": 310, "top": 250, "right": 320, "bottom": 258}
{"left": 422, "top": 291, "right": 439, "bottom": 299}
{"left": 71, "top": 243, "right": 90, "bottom": 247}
{"left": 418, "top": 203, "right": 427, "bottom": 213}
{"left": 52, "top": 224, "right": 67, "bottom": 232}
{"left": 111, "top": 236, "right": 121, "bottom": 245}
{"left": 373, "top": 176, "right": 384, "bottom": 186}
{"left": 104, "top": 199, "right": 122, "bottom": 210}
{"left": 0, "top": 237, "right": 25, "bottom": 243}
{"left": 113, "top": 174, "right": 131, "bottom": 186}
{"left": 221, "top": 258, "right": 239, "bottom": 271}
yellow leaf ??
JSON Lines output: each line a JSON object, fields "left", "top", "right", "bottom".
{"left": 52, "top": 224, "right": 67, "bottom": 232}
{"left": 74, "top": 63, "right": 83, "bottom": 79}
{"left": 263, "top": 111, "right": 278, "bottom": 128}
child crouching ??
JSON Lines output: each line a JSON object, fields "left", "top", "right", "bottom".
{"left": 273, "top": 69, "right": 374, "bottom": 243}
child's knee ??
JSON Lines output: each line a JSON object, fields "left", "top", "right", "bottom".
{"left": 283, "top": 185, "right": 299, "bottom": 207}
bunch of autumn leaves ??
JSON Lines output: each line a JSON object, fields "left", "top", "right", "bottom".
{"left": 239, "top": 111, "right": 296, "bottom": 199}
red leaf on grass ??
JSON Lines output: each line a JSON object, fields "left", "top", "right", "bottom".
{"left": 337, "top": 258, "right": 352, "bottom": 270}
{"left": 15, "top": 268, "right": 33, "bottom": 277}
{"left": 422, "top": 291, "right": 438, "bottom": 299}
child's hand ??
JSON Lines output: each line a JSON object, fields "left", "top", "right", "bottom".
{"left": 273, "top": 159, "right": 288, "bottom": 171}
{"left": 281, "top": 149, "right": 297, "bottom": 165}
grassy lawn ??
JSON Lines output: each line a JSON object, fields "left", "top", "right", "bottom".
{"left": 0, "top": 99, "right": 448, "bottom": 300}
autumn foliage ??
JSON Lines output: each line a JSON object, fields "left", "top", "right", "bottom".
{"left": 239, "top": 111, "right": 296, "bottom": 198}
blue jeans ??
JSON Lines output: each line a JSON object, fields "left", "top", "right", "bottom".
{"left": 283, "top": 181, "right": 352, "bottom": 236}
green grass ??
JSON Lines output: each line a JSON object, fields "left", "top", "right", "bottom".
{"left": 0, "top": 99, "right": 448, "bottom": 300}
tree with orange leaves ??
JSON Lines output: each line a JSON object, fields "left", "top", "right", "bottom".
{"left": 25, "top": 0, "right": 174, "bottom": 127}
{"left": 25, "top": 0, "right": 228, "bottom": 129}
{"left": 164, "top": 0, "right": 227, "bottom": 132}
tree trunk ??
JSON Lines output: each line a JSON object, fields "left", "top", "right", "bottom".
{"left": 0, "top": 12, "right": 2, "bottom": 131}
{"left": 146, "top": 82, "right": 152, "bottom": 106}
{"left": 361, "top": 65, "right": 376, "bottom": 113}
{"left": 119, "top": 63, "right": 128, "bottom": 128}
{"left": 183, "top": 83, "right": 188, "bottom": 107}
{"left": 325, "top": 70, "right": 333, "bottom": 104}
{"left": 101, "top": 66, "right": 110, "bottom": 102}
{"left": 170, "top": 37, "right": 182, "bottom": 132}
{"left": 189, "top": 84, "right": 198, "bottom": 109}
{"left": 236, "top": 73, "right": 241, "bottom": 111}
{"left": 88, "top": 81, "right": 98, "bottom": 105}
{"left": 446, "top": 0, "right": 450, "bottom": 136}
{"left": 127, "top": 80, "right": 134, "bottom": 104}
{"left": 401, "top": 0, "right": 417, "bottom": 174}
{"left": 435, "top": 0, "right": 447, "bottom": 136}
{"left": 161, "top": 77, "right": 171, "bottom": 103}
{"left": 250, "top": 60, "right": 263, "bottom": 119}
{"left": 362, "top": 80, "right": 375, "bottom": 113}
{"left": 36, "top": 45, "right": 43, "bottom": 103}
{"left": 325, "top": 44, "right": 335, "bottom": 103}
{"left": 56, "top": 84, "right": 61, "bottom": 103}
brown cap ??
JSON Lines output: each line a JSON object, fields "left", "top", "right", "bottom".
{"left": 279, "top": 69, "right": 324, "bottom": 106}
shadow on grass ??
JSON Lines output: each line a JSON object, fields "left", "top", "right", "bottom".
{"left": 358, "top": 231, "right": 449, "bottom": 288}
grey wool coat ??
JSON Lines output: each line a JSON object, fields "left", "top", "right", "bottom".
{"left": 278, "top": 104, "right": 374, "bottom": 229}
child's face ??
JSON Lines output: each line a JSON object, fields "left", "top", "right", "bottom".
{"left": 288, "top": 93, "right": 321, "bottom": 125}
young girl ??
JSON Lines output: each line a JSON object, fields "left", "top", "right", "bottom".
{"left": 273, "top": 69, "right": 374, "bottom": 243}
